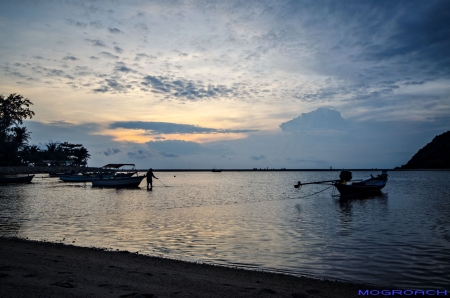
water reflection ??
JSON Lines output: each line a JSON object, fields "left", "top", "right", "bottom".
{"left": 0, "top": 171, "right": 449, "bottom": 289}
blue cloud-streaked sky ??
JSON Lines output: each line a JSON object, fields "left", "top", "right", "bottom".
{"left": 1, "top": 0, "right": 449, "bottom": 169}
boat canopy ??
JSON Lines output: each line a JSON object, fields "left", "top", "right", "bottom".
{"left": 102, "top": 164, "right": 136, "bottom": 168}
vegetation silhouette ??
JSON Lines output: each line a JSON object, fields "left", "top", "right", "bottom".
{"left": 0, "top": 93, "right": 90, "bottom": 167}
{"left": 400, "top": 131, "right": 450, "bottom": 169}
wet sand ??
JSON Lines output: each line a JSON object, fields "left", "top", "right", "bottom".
{"left": 0, "top": 237, "right": 382, "bottom": 298}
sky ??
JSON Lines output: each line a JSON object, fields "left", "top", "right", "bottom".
{"left": 1, "top": 0, "right": 449, "bottom": 169}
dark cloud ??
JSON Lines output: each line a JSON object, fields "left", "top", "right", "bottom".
{"left": 103, "top": 148, "right": 121, "bottom": 156}
{"left": 360, "top": 1, "right": 450, "bottom": 68}
{"left": 62, "top": 56, "right": 78, "bottom": 61}
{"left": 46, "top": 69, "right": 65, "bottom": 77}
{"left": 99, "top": 52, "right": 119, "bottom": 59}
{"left": 280, "top": 108, "right": 347, "bottom": 132}
{"left": 141, "top": 75, "right": 236, "bottom": 100}
{"left": 127, "top": 149, "right": 152, "bottom": 159}
{"left": 108, "top": 27, "right": 123, "bottom": 34}
{"left": 115, "top": 63, "right": 134, "bottom": 73}
{"left": 135, "top": 53, "right": 156, "bottom": 61}
{"left": 67, "top": 19, "right": 87, "bottom": 28}
{"left": 109, "top": 121, "right": 257, "bottom": 134}
{"left": 92, "top": 86, "right": 109, "bottom": 93}
{"left": 114, "top": 46, "right": 123, "bottom": 53}
{"left": 2, "top": 66, "right": 26, "bottom": 78}
{"left": 85, "top": 39, "right": 106, "bottom": 47}
{"left": 92, "top": 78, "right": 132, "bottom": 93}
{"left": 159, "top": 151, "right": 179, "bottom": 158}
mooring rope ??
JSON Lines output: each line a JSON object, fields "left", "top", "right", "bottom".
{"left": 294, "top": 185, "right": 334, "bottom": 199}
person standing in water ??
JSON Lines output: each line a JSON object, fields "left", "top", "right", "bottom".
{"left": 146, "top": 168, "right": 158, "bottom": 190}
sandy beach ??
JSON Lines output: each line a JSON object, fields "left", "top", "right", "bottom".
{"left": 0, "top": 237, "right": 382, "bottom": 298}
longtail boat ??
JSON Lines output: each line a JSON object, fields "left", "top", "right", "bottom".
{"left": 294, "top": 171, "right": 388, "bottom": 197}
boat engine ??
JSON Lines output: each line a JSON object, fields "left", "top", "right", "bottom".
{"left": 339, "top": 171, "right": 352, "bottom": 182}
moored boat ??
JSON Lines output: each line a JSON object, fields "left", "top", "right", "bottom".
{"left": 59, "top": 173, "right": 96, "bottom": 182}
{"left": 91, "top": 175, "right": 145, "bottom": 188}
{"left": 0, "top": 174, "right": 34, "bottom": 184}
{"left": 100, "top": 164, "right": 138, "bottom": 177}
{"left": 294, "top": 170, "right": 388, "bottom": 197}
{"left": 333, "top": 171, "right": 388, "bottom": 196}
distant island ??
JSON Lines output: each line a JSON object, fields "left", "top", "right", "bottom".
{"left": 400, "top": 131, "right": 450, "bottom": 169}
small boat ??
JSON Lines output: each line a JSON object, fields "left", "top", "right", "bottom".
{"left": 59, "top": 172, "right": 97, "bottom": 182}
{"left": 91, "top": 175, "right": 145, "bottom": 188}
{"left": 0, "top": 174, "right": 34, "bottom": 184}
{"left": 49, "top": 171, "right": 74, "bottom": 177}
{"left": 100, "top": 163, "right": 138, "bottom": 177}
{"left": 294, "top": 171, "right": 388, "bottom": 197}
{"left": 333, "top": 171, "right": 388, "bottom": 196}
{"left": 212, "top": 169, "right": 222, "bottom": 172}
{"left": 92, "top": 164, "right": 143, "bottom": 187}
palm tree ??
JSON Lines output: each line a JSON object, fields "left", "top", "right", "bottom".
{"left": 9, "top": 126, "right": 31, "bottom": 165}
{"left": 45, "top": 142, "right": 61, "bottom": 164}
{"left": 73, "top": 146, "right": 90, "bottom": 166}
{"left": 11, "top": 126, "right": 31, "bottom": 151}
{"left": 19, "top": 144, "right": 41, "bottom": 165}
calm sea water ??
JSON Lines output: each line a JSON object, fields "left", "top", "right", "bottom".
{"left": 1, "top": 171, "right": 449, "bottom": 289}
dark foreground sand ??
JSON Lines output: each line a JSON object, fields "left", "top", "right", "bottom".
{"left": 0, "top": 237, "right": 380, "bottom": 298}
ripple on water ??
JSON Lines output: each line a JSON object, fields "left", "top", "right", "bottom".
{"left": 0, "top": 171, "right": 449, "bottom": 289}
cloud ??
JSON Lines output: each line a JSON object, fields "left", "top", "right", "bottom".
{"left": 127, "top": 148, "right": 152, "bottom": 159}
{"left": 135, "top": 53, "right": 156, "bottom": 61}
{"left": 67, "top": 19, "right": 87, "bottom": 28}
{"left": 361, "top": 1, "right": 450, "bottom": 69}
{"left": 62, "top": 56, "right": 78, "bottom": 61}
{"left": 159, "top": 151, "right": 179, "bottom": 158}
{"left": 280, "top": 108, "right": 347, "bottom": 132}
{"left": 109, "top": 121, "right": 257, "bottom": 134}
{"left": 108, "top": 27, "right": 123, "bottom": 34}
{"left": 92, "top": 86, "right": 109, "bottom": 93}
{"left": 141, "top": 75, "right": 236, "bottom": 100}
{"left": 85, "top": 39, "right": 106, "bottom": 47}
{"left": 92, "top": 79, "right": 132, "bottom": 93}
{"left": 114, "top": 46, "right": 123, "bottom": 53}
{"left": 114, "top": 63, "right": 134, "bottom": 73}
{"left": 89, "top": 20, "right": 103, "bottom": 28}
{"left": 99, "top": 52, "right": 119, "bottom": 59}
{"left": 103, "top": 148, "right": 121, "bottom": 156}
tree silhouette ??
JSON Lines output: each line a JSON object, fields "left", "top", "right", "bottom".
{"left": 0, "top": 94, "right": 35, "bottom": 165}
{"left": 1, "top": 93, "right": 91, "bottom": 167}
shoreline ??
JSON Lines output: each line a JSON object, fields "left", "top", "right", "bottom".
{"left": 0, "top": 166, "right": 98, "bottom": 175}
{"left": 0, "top": 237, "right": 383, "bottom": 298}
